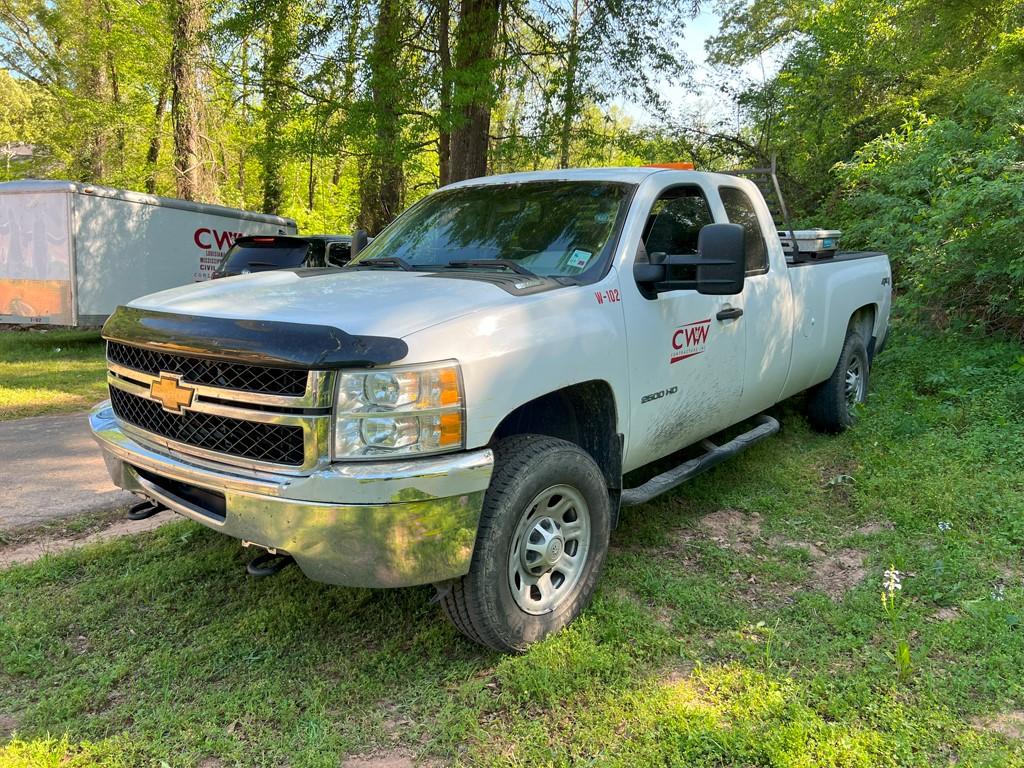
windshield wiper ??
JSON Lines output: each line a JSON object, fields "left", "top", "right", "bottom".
{"left": 243, "top": 261, "right": 284, "bottom": 268}
{"left": 445, "top": 259, "right": 541, "bottom": 278}
{"left": 354, "top": 256, "right": 414, "bottom": 271}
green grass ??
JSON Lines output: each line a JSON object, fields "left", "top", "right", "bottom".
{"left": 2, "top": 321, "right": 1024, "bottom": 766}
{"left": 0, "top": 330, "right": 107, "bottom": 421}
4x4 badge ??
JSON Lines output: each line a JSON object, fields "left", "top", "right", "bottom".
{"left": 150, "top": 372, "right": 195, "bottom": 413}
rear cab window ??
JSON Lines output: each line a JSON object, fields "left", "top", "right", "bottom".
{"left": 718, "top": 186, "right": 769, "bottom": 274}
{"left": 219, "top": 237, "right": 311, "bottom": 272}
{"left": 327, "top": 241, "right": 352, "bottom": 266}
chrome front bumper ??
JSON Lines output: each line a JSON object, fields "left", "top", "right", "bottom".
{"left": 89, "top": 401, "right": 494, "bottom": 588}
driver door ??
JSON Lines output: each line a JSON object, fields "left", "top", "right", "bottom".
{"left": 621, "top": 184, "right": 746, "bottom": 471}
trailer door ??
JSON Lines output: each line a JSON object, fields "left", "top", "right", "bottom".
{"left": 0, "top": 189, "right": 74, "bottom": 325}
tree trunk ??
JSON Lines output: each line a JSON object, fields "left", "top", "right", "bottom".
{"left": 239, "top": 37, "right": 250, "bottom": 197}
{"left": 358, "top": 0, "right": 405, "bottom": 235}
{"left": 101, "top": 0, "right": 125, "bottom": 170}
{"left": 261, "top": 0, "right": 296, "bottom": 214}
{"left": 308, "top": 138, "right": 316, "bottom": 210}
{"left": 558, "top": 0, "right": 581, "bottom": 169}
{"left": 78, "top": 0, "right": 107, "bottom": 181}
{"left": 81, "top": 58, "right": 108, "bottom": 181}
{"left": 145, "top": 72, "right": 170, "bottom": 194}
{"left": 437, "top": 0, "right": 452, "bottom": 186}
{"left": 448, "top": 0, "right": 501, "bottom": 182}
{"left": 334, "top": 0, "right": 363, "bottom": 191}
{"left": 170, "top": 0, "right": 210, "bottom": 201}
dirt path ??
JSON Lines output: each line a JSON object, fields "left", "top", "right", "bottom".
{"left": 0, "top": 511, "right": 174, "bottom": 568}
{"left": 0, "top": 411, "right": 135, "bottom": 532}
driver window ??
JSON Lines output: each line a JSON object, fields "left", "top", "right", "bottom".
{"left": 639, "top": 186, "right": 714, "bottom": 283}
{"left": 642, "top": 186, "right": 714, "bottom": 258}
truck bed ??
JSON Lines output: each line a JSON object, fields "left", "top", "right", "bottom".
{"left": 788, "top": 250, "right": 887, "bottom": 267}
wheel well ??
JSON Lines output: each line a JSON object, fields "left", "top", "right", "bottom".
{"left": 490, "top": 380, "right": 622, "bottom": 492}
{"left": 849, "top": 304, "right": 876, "bottom": 345}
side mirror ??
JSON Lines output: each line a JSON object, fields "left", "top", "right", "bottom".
{"left": 352, "top": 229, "right": 369, "bottom": 259}
{"left": 632, "top": 249, "right": 674, "bottom": 288}
{"left": 695, "top": 223, "right": 745, "bottom": 296}
{"left": 632, "top": 222, "right": 746, "bottom": 296}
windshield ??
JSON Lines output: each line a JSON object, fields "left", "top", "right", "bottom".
{"left": 348, "top": 181, "right": 632, "bottom": 279}
{"left": 219, "top": 240, "right": 310, "bottom": 272}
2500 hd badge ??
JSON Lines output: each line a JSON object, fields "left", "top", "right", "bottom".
{"left": 641, "top": 385, "right": 679, "bottom": 404}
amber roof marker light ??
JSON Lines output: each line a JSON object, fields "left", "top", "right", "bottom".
{"left": 645, "top": 162, "right": 696, "bottom": 170}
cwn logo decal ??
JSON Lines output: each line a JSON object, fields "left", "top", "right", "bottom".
{"left": 194, "top": 228, "right": 244, "bottom": 250}
{"left": 670, "top": 319, "right": 710, "bottom": 363}
{"left": 193, "top": 227, "right": 247, "bottom": 281}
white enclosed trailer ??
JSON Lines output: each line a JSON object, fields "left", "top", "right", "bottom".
{"left": 0, "top": 180, "right": 297, "bottom": 326}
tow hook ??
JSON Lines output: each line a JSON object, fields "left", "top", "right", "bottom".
{"left": 127, "top": 499, "right": 167, "bottom": 521}
{"left": 242, "top": 540, "right": 295, "bottom": 577}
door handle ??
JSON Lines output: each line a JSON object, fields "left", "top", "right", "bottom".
{"left": 716, "top": 307, "right": 744, "bottom": 321}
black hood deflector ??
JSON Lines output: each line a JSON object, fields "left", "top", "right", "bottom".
{"left": 102, "top": 306, "right": 408, "bottom": 369}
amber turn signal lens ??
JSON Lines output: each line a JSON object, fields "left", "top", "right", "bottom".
{"left": 438, "top": 367, "right": 460, "bottom": 406}
{"left": 438, "top": 411, "right": 462, "bottom": 446}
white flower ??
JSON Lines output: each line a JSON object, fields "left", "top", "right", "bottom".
{"left": 938, "top": 521, "right": 952, "bottom": 532}
{"left": 883, "top": 568, "right": 903, "bottom": 594}
{"left": 992, "top": 584, "right": 1006, "bottom": 602}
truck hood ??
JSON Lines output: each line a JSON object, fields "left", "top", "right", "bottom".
{"left": 129, "top": 269, "right": 525, "bottom": 338}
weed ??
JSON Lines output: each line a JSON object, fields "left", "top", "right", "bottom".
{"left": 881, "top": 566, "right": 913, "bottom": 682}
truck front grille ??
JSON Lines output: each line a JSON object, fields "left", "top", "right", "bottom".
{"left": 107, "top": 341, "right": 308, "bottom": 397}
{"left": 109, "top": 386, "right": 307, "bottom": 467}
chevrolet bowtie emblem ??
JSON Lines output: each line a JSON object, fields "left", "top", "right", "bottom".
{"left": 150, "top": 372, "right": 195, "bottom": 413}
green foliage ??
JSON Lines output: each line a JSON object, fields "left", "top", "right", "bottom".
{"left": 1, "top": 0, "right": 710, "bottom": 235}
{"left": 832, "top": 89, "right": 1024, "bottom": 334}
{"left": 5, "top": 0, "right": 1023, "bottom": 330}
{"left": 1, "top": 0, "right": 172, "bottom": 184}
{"left": 710, "top": 0, "right": 1024, "bottom": 335}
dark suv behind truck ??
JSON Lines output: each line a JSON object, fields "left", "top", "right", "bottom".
{"left": 212, "top": 234, "right": 353, "bottom": 278}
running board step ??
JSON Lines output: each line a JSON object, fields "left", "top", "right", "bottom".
{"left": 621, "top": 415, "right": 780, "bottom": 507}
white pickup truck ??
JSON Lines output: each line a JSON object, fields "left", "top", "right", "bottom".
{"left": 90, "top": 167, "right": 891, "bottom": 651}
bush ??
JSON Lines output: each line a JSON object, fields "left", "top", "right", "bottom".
{"left": 830, "top": 88, "right": 1024, "bottom": 337}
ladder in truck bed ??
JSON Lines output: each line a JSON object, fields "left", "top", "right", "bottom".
{"left": 725, "top": 154, "right": 798, "bottom": 261}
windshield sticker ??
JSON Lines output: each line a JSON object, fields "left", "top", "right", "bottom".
{"left": 594, "top": 212, "right": 611, "bottom": 224}
{"left": 670, "top": 319, "right": 710, "bottom": 363}
{"left": 567, "top": 249, "right": 592, "bottom": 270}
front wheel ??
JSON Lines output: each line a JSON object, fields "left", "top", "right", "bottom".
{"left": 806, "top": 330, "right": 870, "bottom": 433}
{"left": 441, "top": 435, "right": 611, "bottom": 652}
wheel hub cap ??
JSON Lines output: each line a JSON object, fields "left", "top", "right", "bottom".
{"left": 845, "top": 357, "right": 865, "bottom": 413}
{"left": 508, "top": 484, "right": 591, "bottom": 615}
{"left": 519, "top": 516, "right": 565, "bottom": 574}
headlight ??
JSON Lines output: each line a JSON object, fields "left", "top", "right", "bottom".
{"left": 332, "top": 361, "right": 464, "bottom": 459}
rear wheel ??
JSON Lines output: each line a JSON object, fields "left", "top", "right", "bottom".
{"left": 441, "top": 435, "right": 611, "bottom": 652}
{"left": 807, "top": 330, "right": 870, "bottom": 433}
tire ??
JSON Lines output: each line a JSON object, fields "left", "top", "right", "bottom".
{"left": 806, "top": 330, "right": 870, "bottom": 433}
{"left": 441, "top": 435, "right": 611, "bottom": 652}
